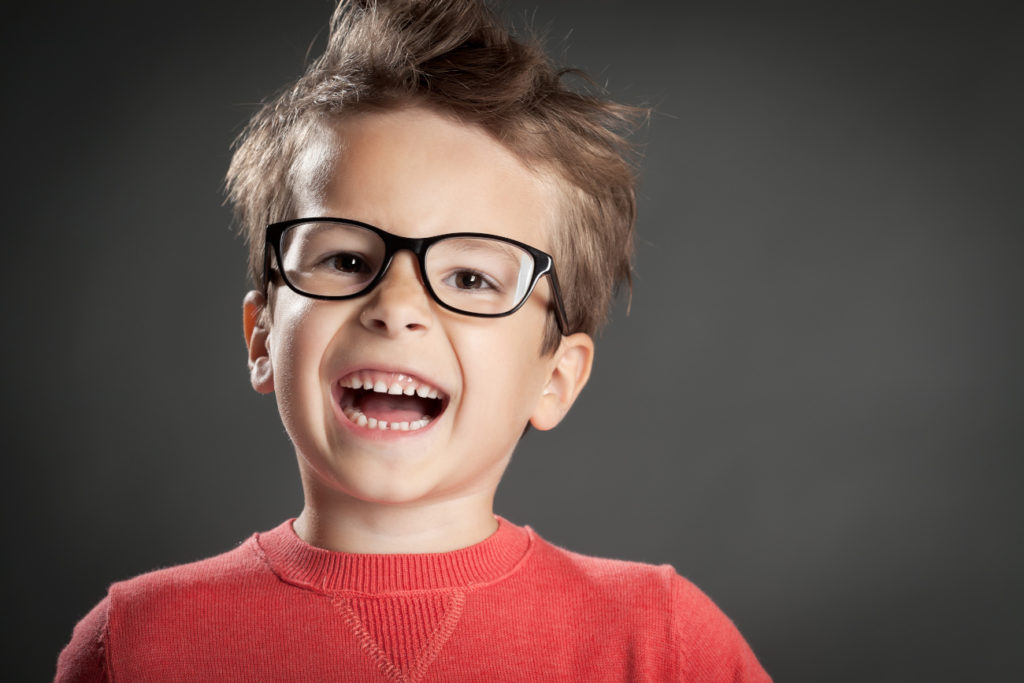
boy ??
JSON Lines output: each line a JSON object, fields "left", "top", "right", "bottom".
{"left": 57, "top": 0, "right": 769, "bottom": 680}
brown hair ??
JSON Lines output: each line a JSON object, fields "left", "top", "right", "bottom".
{"left": 226, "top": 0, "right": 646, "bottom": 351}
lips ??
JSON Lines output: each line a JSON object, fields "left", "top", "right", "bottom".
{"left": 335, "top": 370, "right": 448, "bottom": 432}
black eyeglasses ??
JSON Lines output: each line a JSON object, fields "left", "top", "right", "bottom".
{"left": 264, "top": 218, "right": 570, "bottom": 334}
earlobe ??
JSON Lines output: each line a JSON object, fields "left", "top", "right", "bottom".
{"left": 243, "top": 290, "right": 274, "bottom": 394}
{"left": 529, "top": 333, "right": 595, "bottom": 431}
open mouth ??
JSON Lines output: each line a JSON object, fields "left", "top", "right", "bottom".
{"left": 336, "top": 370, "right": 447, "bottom": 432}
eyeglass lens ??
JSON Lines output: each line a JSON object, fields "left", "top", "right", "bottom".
{"left": 278, "top": 221, "right": 537, "bottom": 315}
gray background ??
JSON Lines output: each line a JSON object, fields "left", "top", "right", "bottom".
{"left": 3, "top": 1, "right": 1022, "bottom": 680}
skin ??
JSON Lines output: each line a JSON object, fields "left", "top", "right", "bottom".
{"left": 243, "top": 106, "right": 594, "bottom": 554}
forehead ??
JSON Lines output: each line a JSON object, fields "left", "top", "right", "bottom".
{"left": 291, "top": 106, "right": 559, "bottom": 251}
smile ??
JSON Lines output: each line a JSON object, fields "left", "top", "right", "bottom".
{"left": 335, "top": 370, "right": 448, "bottom": 432}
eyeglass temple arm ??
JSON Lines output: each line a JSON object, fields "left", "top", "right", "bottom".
{"left": 546, "top": 267, "right": 570, "bottom": 336}
{"left": 261, "top": 240, "right": 278, "bottom": 290}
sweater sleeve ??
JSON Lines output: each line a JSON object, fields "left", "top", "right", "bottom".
{"left": 55, "top": 596, "right": 110, "bottom": 683}
{"left": 671, "top": 573, "right": 771, "bottom": 682}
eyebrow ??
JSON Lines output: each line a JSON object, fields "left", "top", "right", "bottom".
{"left": 438, "top": 238, "right": 525, "bottom": 260}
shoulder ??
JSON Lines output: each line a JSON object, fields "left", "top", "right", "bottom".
{"left": 109, "top": 532, "right": 264, "bottom": 603}
{"left": 527, "top": 529, "right": 680, "bottom": 599}
{"left": 85, "top": 530, "right": 271, "bottom": 629}
{"left": 665, "top": 573, "right": 772, "bottom": 681}
{"left": 525, "top": 530, "right": 771, "bottom": 681}
{"left": 55, "top": 531, "right": 267, "bottom": 682}
{"left": 99, "top": 529, "right": 287, "bottom": 633}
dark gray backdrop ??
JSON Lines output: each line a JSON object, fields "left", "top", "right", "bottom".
{"left": 4, "top": 1, "right": 1022, "bottom": 680}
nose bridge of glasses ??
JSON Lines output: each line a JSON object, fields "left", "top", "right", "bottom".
{"left": 376, "top": 247, "right": 430, "bottom": 297}
{"left": 381, "top": 231, "right": 443, "bottom": 288}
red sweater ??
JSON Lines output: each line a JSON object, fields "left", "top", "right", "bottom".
{"left": 57, "top": 518, "right": 769, "bottom": 682}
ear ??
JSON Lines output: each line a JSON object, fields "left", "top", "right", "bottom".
{"left": 243, "top": 290, "right": 274, "bottom": 394}
{"left": 529, "top": 332, "right": 595, "bottom": 431}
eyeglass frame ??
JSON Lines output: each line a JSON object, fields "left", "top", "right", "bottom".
{"left": 263, "top": 217, "right": 571, "bottom": 335}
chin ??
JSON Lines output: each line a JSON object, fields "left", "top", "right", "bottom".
{"left": 307, "top": 457, "right": 446, "bottom": 506}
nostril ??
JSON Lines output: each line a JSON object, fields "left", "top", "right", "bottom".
{"left": 357, "top": 301, "right": 430, "bottom": 336}
{"left": 359, "top": 310, "right": 387, "bottom": 331}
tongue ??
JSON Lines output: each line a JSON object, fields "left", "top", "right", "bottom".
{"left": 357, "top": 392, "right": 432, "bottom": 423}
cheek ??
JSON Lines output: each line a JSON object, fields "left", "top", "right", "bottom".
{"left": 456, "top": 318, "right": 551, "bottom": 424}
{"left": 269, "top": 297, "right": 340, "bottom": 405}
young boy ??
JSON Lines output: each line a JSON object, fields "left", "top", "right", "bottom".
{"left": 58, "top": 1, "right": 769, "bottom": 680}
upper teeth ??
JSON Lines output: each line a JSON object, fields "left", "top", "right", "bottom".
{"left": 342, "top": 373, "right": 441, "bottom": 399}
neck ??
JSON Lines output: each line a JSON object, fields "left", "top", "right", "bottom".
{"left": 293, "top": 490, "right": 499, "bottom": 554}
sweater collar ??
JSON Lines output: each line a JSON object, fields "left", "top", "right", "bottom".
{"left": 256, "top": 516, "right": 532, "bottom": 593}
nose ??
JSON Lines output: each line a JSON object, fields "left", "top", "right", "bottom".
{"left": 358, "top": 251, "right": 433, "bottom": 336}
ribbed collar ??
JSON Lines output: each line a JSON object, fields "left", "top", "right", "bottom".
{"left": 255, "top": 516, "right": 533, "bottom": 594}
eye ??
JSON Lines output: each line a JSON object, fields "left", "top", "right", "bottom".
{"left": 448, "top": 269, "right": 497, "bottom": 291}
{"left": 325, "top": 252, "right": 371, "bottom": 274}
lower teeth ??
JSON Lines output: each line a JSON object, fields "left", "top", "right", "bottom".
{"left": 343, "top": 406, "right": 431, "bottom": 431}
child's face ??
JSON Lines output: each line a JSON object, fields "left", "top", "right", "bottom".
{"left": 245, "top": 107, "right": 593, "bottom": 508}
